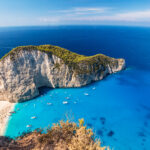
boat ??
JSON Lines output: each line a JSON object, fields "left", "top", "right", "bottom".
{"left": 65, "top": 97, "right": 70, "bottom": 100}
{"left": 92, "top": 87, "right": 96, "bottom": 90}
{"left": 26, "top": 125, "right": 32, "bottom": 128}
{"left": 63, "top": 101, "right": 68, "bottom": 104}
{"left": 84, "top": 93, "right": 89, "bottom": 96}
{"left": 47, "top": 103, "right": 52, "bottom": 105}
{"left": 9, "top": 111, "right": 16, "bottom": 114}
{"left": 31, "top": 116, "right": 36, "bottom": 119}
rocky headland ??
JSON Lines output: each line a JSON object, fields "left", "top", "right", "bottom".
{"left": 0, "top": 45, "right": 125, "bottom": 103}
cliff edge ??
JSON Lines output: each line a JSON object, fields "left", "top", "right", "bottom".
{"left": 0, "top": 45, "right": 125, "bottom": 102}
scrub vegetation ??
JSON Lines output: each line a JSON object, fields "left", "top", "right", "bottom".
{"left": 0, "top": 119, "right": 109, "bottom": 150}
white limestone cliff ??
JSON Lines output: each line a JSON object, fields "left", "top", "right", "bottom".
{"left": 0, "top": 46, "right": 125, "bottom": 103}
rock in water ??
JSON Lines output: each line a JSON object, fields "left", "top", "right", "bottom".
{"left": 0, "top": 45, "right": 125, "bottom": 102}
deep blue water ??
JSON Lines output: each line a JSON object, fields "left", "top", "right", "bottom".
{"left": 0, "top": 26, "right": 150, "bottom": 150}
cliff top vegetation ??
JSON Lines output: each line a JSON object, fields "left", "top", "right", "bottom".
{"left": 0, "top": 45, "right": 119, "bottom": 74}
{"left": 0, "top": 45, "right": 115, "bottom": 66}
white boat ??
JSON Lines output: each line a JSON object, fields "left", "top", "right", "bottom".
{"left": 47, "top": 103, "right": 52, "bottom": 105}
{"left": 65, "top": 97, "right": 70, "bottom": 100}
{"left": 31, "top": 116, "right": 36, "bottom": 119}
{"left": 92, "top": 87, "right": 96, "bottom": 90}
{"left": 84, "top": 93, "right": 89, "bottom": 96}
{"left": 26, "top": 125, "right": 32, "bottom": 128}
{"left": 63, "top": 101, "right": 68, "bottom": 104}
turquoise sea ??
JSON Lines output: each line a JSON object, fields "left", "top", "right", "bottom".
{"left": 0, "top": 26, "right": 150, "bottom": 150}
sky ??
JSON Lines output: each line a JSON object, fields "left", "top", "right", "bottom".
{"left": 0, "top": 0, "right": 150, "bottom": 27}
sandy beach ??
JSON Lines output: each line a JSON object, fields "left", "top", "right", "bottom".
{"left": 0, "top": 101, "right": 15, "bottom": 135}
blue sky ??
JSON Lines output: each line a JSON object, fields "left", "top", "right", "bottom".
{"left": 0, "top": 0, "right": 150, "bottom": 26}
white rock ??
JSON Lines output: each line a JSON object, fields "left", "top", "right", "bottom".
{"left": 0, "top": 48, "right": 125, "bottom": 103}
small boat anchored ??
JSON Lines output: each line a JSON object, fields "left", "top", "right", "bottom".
{"left": 31, "top": 116, "right": 36, "bottom": 119}
{"left": 26, "top": 125, "right": 32, "bottom": 128}
{"left": 47, "top": 103, "right": 52, "bottom": 105}
{"left": 63, "top": 101, "right": 68, "bottom": 104}
{"left": 9, "top": 111, "right": 16, "bottom": 114}
{"left": 84, "top": 93, "right": 89, "bottom": 96}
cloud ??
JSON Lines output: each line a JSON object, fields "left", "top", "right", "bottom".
{"left": 115, "top": 10, "right": 150, "bottom": 21}
{"left": 39, "top": 17, "right": 60, "bottom": 24}
{"left": 49, "top": 7, "right": 109, "bottom": 15}
{"left": 70, "top": 10, "right": 150, "bottom": 22}
{"left": 39, "top": 9, "right": 150, "bottom": 24}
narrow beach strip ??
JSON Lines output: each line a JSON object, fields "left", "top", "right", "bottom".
{"left": 0, "top": 101, "right": 15, "bottom": 135}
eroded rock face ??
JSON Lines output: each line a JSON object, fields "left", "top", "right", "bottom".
{"left": 0, "top": 49, "right": 125, "bottom": 103}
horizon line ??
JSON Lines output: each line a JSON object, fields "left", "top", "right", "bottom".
{"left": 0, "top": 24, "right": 150, "bottom": 28}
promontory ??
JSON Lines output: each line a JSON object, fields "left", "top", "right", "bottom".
{"left": 0, "top": 45, "right": 125, "bottom": 103}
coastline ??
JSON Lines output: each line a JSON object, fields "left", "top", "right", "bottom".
{"left": 0, "top": 101, "right": 15, "bottom": 136}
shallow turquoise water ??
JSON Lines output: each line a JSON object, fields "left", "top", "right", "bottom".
{"left": 5, "top": 68, "right": 150, "bottom": 150}
{"left": 1, "top": 26, "right": 150, "bottom": 150}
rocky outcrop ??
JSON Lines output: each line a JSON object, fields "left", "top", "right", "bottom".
{"left": 0, "top": 45, "right": 125, "bottom": 103}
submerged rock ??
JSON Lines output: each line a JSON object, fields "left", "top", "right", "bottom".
{"left": 107, "top": 131, "right": 114, "bottom": 137}
{"left": 100, "top": 117, "right": 106, "bottom": 125}
{"left": 87, "top": 123, "right": 93, "bottom": 128}
{"left": 0, "top": 45, "right": 125, "bottom": 103}
{"left": 97, "top": 129, "right": 103, "bottom": 136}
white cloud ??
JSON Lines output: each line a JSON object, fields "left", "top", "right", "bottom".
{"left": 49, "top": 7, "right": 109, "bottom": 15}
{"left": 115, "top": 10, "right": 150, "bottom": 21}
{"left": 39, "top": 17, "right": 60, "bottom": 23}
{"left": 39, "top": 9, "right": 150, "bottom": 24}
{"left": 71, "top": 7, "right": 108, "bottom": 15}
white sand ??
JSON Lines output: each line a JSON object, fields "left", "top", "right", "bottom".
{"left": 0, "top": 101, "right": 15, "bottom": 135}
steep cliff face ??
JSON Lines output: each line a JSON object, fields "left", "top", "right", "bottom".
{"left": 0, "top": 45, "right": 125, "bottom": 103}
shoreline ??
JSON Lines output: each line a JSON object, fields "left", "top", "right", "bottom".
{"left": 0, "top": 101, "right": 15, "bottom": 136}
